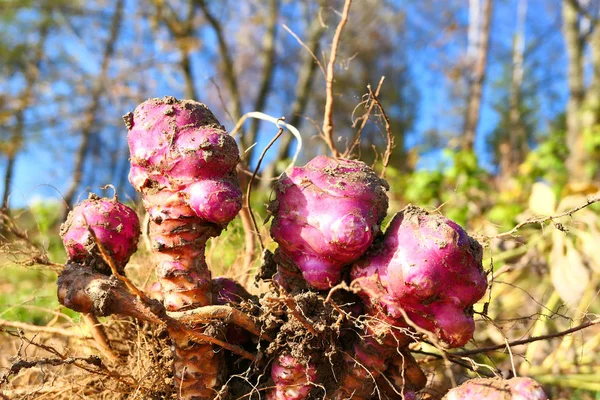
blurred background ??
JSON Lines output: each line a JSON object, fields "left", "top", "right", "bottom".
{"left": 1, "top": 0, "right": 600, "bottom": 399}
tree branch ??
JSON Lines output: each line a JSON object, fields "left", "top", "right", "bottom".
{"left": 196, "top": 0, "right": 243, "bottom": 130}
{"left": 493, "top": 192, "right": 600, "bottom": 239}
{"left": 454, "top": 317, "right": 600, "bottom": 357}
{"left": 322, "top": 0, "right": 352, "bottom": 158}
{"left": 245, "top": 0, "right": 280, "bottom": 161}
{"left": 62, "top": 0, "right": 125, "bottom": 211}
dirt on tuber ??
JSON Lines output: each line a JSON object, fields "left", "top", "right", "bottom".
{"left": 60, "top": 193, "right": 140, "bottom": 274}
{"left": 269, "top": 156, "right": 389, "bottom": 290}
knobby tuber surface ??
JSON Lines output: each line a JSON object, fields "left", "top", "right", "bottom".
{"left": 60, "top": 193, "right": 140, "bottom": 274}
{"left": 270, "top": 156, "right": 389, "bottom": 290}
{"left": 443, "top": 377, "right": 548, "bottom": 400}
{"left": 126, "top": 96, "right": 242, "bottom": 399}
{"left": 351, "top": 205, "right": 488, "bottom": 348}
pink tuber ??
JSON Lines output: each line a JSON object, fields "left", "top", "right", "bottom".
{"left": 268, "top": 354, "right": 317, "bottom": 400}
{"left": 60, "top": 193, "right": 140, "bottom": 274}
{"left": 351, "top": 205, "right": 487, "bottom": 348}
{"left": 125, "top": 96, "right": 242, "bottom": 399}
{"left": 212, "top": 277, "right": 253, "bottom": 345}
{"left": 270, "top": 156, "right": 389, "bottom": 290}
{"left": 443, "top": 377, "right": 548, "bottom": 400}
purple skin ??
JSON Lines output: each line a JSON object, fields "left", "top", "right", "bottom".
{"left": 270, "top": 156, "right": 389, "bottom": 290}
{"left": 351, "top": 206, "right": 487, "bottom": 348}
{"left": 212, "top": 277, "right": 253, "bottom": 345}
{"left": 212, "top": 277, "right": 252, "bottom": 305}
{"left": 61, "top": 194, "right": 140, "bottom": 274}
{"left": 126, "top": 96, "right": 242, "bottom": 311}
{"left": 126, "top": 96, "right": 242, "bottom": 399}
{"left": 443, "top": 377, "right": 548, "bottom": 400}
{"left": 127, "top": 96, "right": 241, "bottom": 229}
{"left": 268, "top": 354, "right": 317, "bottom": 400}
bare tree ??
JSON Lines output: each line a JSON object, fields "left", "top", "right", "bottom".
{"left": 498, "top": 0, "right": 528, "bottom": 183}
{"left": 62, "top": 0, "right": 125, "bottom": 211}
{"left": 463, "top": 0, "right": 493, "bottom": 151}
{"left": 152, "top": 0, "right": 198, "bottom": 99}
{"left": 562, "top": 0, "right": 600, "bottom": 182}
{"left": 1, "top": 8, "right": 50, "bottom": 210}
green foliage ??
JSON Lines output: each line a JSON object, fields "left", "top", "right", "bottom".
{"left": 486, "top": 202, "right": 524, "bottom": 230}
{"left": 402, "top": 150, "right": 490, "bottom": 227}
{"left": 520, "top": 113, "right": 568, "bottom": 190}
{"left": 0, "top": 265, "right": 77, "bottom": 324}
{"left": 25, "top": 200, "right": 66, "bottom": 262}
{"left": 487, "top": 60, "right": 539, "bottom": 167}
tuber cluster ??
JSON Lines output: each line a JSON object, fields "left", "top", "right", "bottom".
{"left": 55, "top": 97, "right": 550, "bottom": 400}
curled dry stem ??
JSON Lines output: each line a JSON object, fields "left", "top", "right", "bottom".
{"left": 345, "top": 76, "right": 385, "bottom": 159}
{"left": 366, "top": 83, "right": 394, "bottom": 179}
{"left": 322, "top": 0, "right": 353, "bottom": 158}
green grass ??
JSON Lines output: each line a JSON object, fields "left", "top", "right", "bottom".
{"left": 0, "top": 264, "right": 78, "bottom": 325}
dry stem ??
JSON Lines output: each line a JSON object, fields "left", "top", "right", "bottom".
{"left": 0, "top": 355, "right": 103, "bottom": 385}
{"left": 245, "top": 125, "right": 285, "bottom": 252}
{"left": 76, "top": 230, "right": 260, "bottom": 361}
{"left": 493, "top": 192, "right": 600, "bottom": 239}
{"left": 169, "top": 305, "right": 273, "bottom": 342}
{"left": 0, "top": 319, "right": 85, "bottom": 338}
{"left": 282, "top": 24, "right": 325, "bottom": 77}
{"left": 322, "top": 0, "right": 352, "bottom": 158}
{"left": 344, "top": 77, "right": 385, "bottom": 158}
{"left": 454, "top": 317, "right": 600, "bottom": 357}
{"left": 82, "top": 313, "right": 120, "bottom": 363}
{"left": 366, "top": 83, "right": 394, "bottom": 178}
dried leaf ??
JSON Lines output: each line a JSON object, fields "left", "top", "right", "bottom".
{"left": 529, "top": 182, "right": 556, "bottom": 216}
{"left": 556, "top": 194, "right": 588, "bottom": 213}
{"left": 575, "top": 230, "right": 600, "bottom": 273}
{"left": 550, "top": 231, "right": 590, "bottom": 304}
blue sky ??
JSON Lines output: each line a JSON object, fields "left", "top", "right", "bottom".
{"left": 0, "top": 0, "right": 571, "bottom": 208}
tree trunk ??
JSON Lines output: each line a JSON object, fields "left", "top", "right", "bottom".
{"left": 501, "top": 0, "right": 527, "bottom": 183}
{"left": 1, "top": 15, "right": 49, "bottom": 210}
{"left": 563, "top": 0, "right": 587, "bottom": 182}
{"left": 259, "top": 17, "right": 325, "bottom": 188}
{"left": 463, "top": 0, "right": 493, "bottom": 151}
{"left": 62, "top": 0, "right": 124, "bottom": 211}
{"left": 246, "top": 0, "right": 280, "bottom": 162}
{"left": 583, "top": 7, "right": 600, "bottom": 179}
